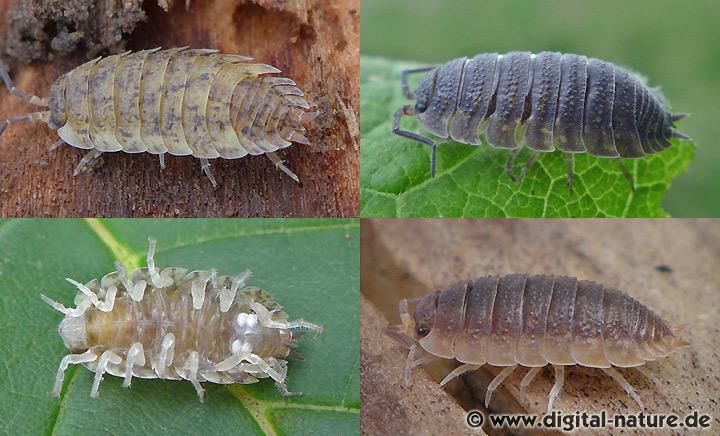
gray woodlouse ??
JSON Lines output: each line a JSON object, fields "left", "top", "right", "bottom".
{"left": 0, "top": 47, "right": 319, "bottom": 186}
{"left": 392, "top": 52, "right": 691, "bottom": 191}
{"left": 386, "top": 274, "right": 689, "bottom": 413}
{"left": 41, "top": 238, "right": 322, "bottom": 401}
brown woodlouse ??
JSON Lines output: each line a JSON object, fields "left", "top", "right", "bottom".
{"left": 392, "top": 52, "right": 691, "bottom": 191}
{"left": 41, "top": 238, "right": 322, "bottom": 401}
{"left": 386, "top": 274, "right": 689, "bottom": 413}
{"left": 0, "top": 47, "right": 318, "bottom": 186}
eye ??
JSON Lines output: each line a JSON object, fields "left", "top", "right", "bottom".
{"left": 415, "top": 326, "right": 430, "bottom": 338}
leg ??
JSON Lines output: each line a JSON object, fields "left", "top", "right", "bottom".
{"left": 391, "top": 105, "right": 443, "bottom": 177}
{"left": 152, "top": 333, "right": 176, "bottom": 378}
{"left": 564, "top": 153, "right": 575, "bottom": 194}
{"left": 123, "top": 342, "right": 146, "bottom": 388}
{"left": 440, "top": 363, "right": 481, "bottom": 387}
{"left": 245, "top": 353, "right": 283, "bottom": 382}
{"left": 40, "top": 294, "right": 69, "bottom": 315}
{"left": 403, "top": 344, "right": 417, "bottom": 384}
{"left": 547, "top": 365, "right": 565, "bottom": 414}
{"left": 159, "top": 152, "right": 166, "bottom": 170}
{"left": 0, "top": 112, "right": 49, "bottom": 138}
{"left": 485, "top": 365, "right": 517, "bottom": 408}
{"left": 602, "top": 367, "right": 645, "bottom": 410}
{"left": 190, "top": 271, "right": 212, "bottom": 310}
{"left": 250, "top": 301, "right": 323, "bottom": 338}
{"left": 400, "top": 67, "right": 436, "bottom": 100}
{"left": 518, "top": 151, "right": 541, "bottom": 183}
{"left": 53, "top": 351, "right": 97, "bottom": 396}
{"left": 72, "top": 149, "right": 102, "bottom": 176}
{"left": 409, "top": 354, "right": 436, "bottom": 371}
{"left": 392, "top": 106, "right": 435, "bottom": 145}
{"left": 215, "top": 340, "right": 251, "bottom": 371}
{"left": 115, "top": 260, "right": 147, "bottom": 301}
{"left": 269, "top": 359, "right": 290, "bottom": 386}
{"left": 200, "top": 158, "right": 217, "bottom": 187}
{"left": 520, "top": 366, "right": 542, "bottom": 402}
{"left": 267, "top": 152, "right": 299, "bottom": 183}
{"left": 41, "top": 293, "right": 93, "bottom": 317}
{"left": 634, "top": 365, "right": 661, "bottom": 388}
{"left": 505, "top": 148, "right": 523, "bottom": 183}
{"left": 94, "top": 285, "right": 117, "bottom": 312}
{"left": 614, "top": 159, "right": 635, "bottom": 191}
{"left": 184, "top": 350, "right": 205, "bottom": 402}
{"left": 219, "top": 269, "right": 252, "bottom": 312}
{"left": 65, "top": 278, "right": 116, "bottom": 312}
{"left": 267, "top": 359, "right": 300, "bottom": 396}
{"left": 275, "top": 381, "right": 302, "bottom": 396}
{"left": 147, "top": 237, "right": 172, "bottom": 289}
{"left": 65, "top": 278, "right": 100, "bottom": 306}
{"left": 0, "top": 58, "right": 48, "bottom": 106}
{"left": 402, "top": 344, "right": 440, "bottom": 384}
{"left": 49, "top": 139, "right": 65, "bottom": 151}
{"left": 281, "top": 318, "right": 323, "bottom": 338}
{"left": 91, "top": 350, "right": 122, "bottom": 398}
{"left": 208, "top": 269, "right": 218, "bottom": 288}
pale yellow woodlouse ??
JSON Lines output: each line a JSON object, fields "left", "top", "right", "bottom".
{"left": 387, "top": 274, "right": 689, "bottom": 413}
{"left": 41, "top": 238, "right": 322, "bottom": 401}
{"left": 0, "top": 47, "right": 318, "bottom": 186}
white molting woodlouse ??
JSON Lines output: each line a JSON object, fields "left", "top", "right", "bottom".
{"left": 393, "top": 51, "right": 691, "bottom": 191}
{"left": 41, "top": 238, "right": 322, "bottom": 401}
{"left": 386, "top": 274, "right": 689, "bottom": 413}
{"left": 0, "top": 47, "right": 319, "bottom": 186}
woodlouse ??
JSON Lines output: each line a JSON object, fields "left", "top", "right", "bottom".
{"left": 392, "top": 52, "right": 690, "bottom": 191}
{"left": 386, "top": 274, "right": 689, "bottom": 412}
{"left": 0, "top": 47, "right": 318, "bottom": 186}
{"left": 41, "top": 238, "right": 322, "bottom": 401}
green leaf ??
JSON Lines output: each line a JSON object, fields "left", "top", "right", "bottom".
{"left": 0, "top": 219, "right": 359, "bottom": 436}
{"left": 360, "top": 56, "right": 695, "bottom": 217}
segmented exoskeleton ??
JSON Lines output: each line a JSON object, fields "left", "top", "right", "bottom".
{"left": 392, "top": 52, "right": 690, "bottom": 191}
{"left": 41, "top": 238, "right": 322, "bottom": 401}
{"left": 0, "top": 48, "right": 318, "bottom": 186}
{"left": 386, "top": 274, "right": 688, "bottom": 412}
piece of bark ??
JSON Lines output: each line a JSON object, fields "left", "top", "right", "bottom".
{"left": 361, "top": 219, "right": 720, "bottom": 433}
{"left": 3, "top": 0, "right": 148, "bottom": 62}
{"left": 361, "top": 295, "right": 485, "bottom": 435}
{"left": 0, "top": 0, "right": 359, "bottom": 217}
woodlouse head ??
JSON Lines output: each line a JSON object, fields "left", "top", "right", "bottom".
{"left": 46, "top": 74, "right": 68, "bottom": 130}
{"left": 410, "top": 290, "right": 440, "bottom": 341}
{"left": 58, "top": 314, "right": 88, "bottom": 353}
{"left": 387, "top": 291, "right": 441, "bottom": 350}
{"left": 413, "top": 69, "right": 436, "bottom": 115}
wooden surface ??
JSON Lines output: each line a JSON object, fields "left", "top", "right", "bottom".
{"left": 0, "top": 0, "right": 359, "bottom": 217}
{"left": 361, "top": 219, "right": 720, "bottom": 434}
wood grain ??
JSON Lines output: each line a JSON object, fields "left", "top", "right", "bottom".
{"left": 0, "top": 0, "right": 359, "bottom": 217}
{"left": 361, "top": 219, "right": 720, "bottom": 434}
